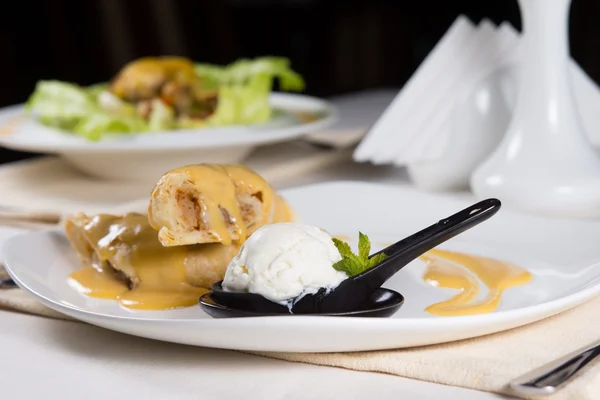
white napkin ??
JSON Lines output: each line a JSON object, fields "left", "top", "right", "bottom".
{"left": 353, "top": 15, "right": 600, "bottom": 170}
{"left": 354, "top": 15, "right": 477, "bottom": 163}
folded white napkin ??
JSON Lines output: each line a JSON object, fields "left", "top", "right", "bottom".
{"left": 354, "top": 16, "right": 600, "bottom": 173}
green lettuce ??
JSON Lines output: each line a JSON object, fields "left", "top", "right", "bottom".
{"left": 148, "top": 99, "right": 175, "bottom": 131}
{"left": 26, "top": 81, "right": 97, "bottom": 119}
{"left": 72, "top": 113, "right": 147, "bottom": 141}
{"left": 194, "top": 56, "right": 305, "bottom": 125}
{"left": 25, "top": 80, "right": 148, "bottom": 141}
{"left": 25, "top": 56, "right": 305, "bottom": 140}
{"left": 85, "top": 83, "right": 110, "bottom": 102}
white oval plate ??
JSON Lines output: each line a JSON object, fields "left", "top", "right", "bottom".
{"left": 5, "top": 182, "right": 600, "bottom": 353}
{"left": 0, "top": 93, "right": 337, "bottom": 152}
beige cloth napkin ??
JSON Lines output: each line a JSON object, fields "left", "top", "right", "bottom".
{"left": 0, "top": 265, "right": 73, "bottom": 321}
{"left": 1, "top": 255, "right": 599, "bottom": 399}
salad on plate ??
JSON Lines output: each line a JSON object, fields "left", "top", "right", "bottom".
{"left": 25, "top": 56, "right": 305, "bottom": 141}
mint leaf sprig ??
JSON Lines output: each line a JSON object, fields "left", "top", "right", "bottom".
{"left": 332, "top": 232, "right": 388, "bottom": 277}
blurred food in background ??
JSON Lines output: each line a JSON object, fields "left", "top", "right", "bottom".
{"left": 26, "top": 56, "right": 304, "bottom": 140}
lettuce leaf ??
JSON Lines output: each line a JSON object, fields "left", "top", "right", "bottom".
{"left": 208, "top": 74, "right": 273, "bottom": 125}
{"left": 26, "top": 81, "right": 97, "bottom": 119}
{"left": 197, "top": 56, "right": 305, "bottom": 90}
{"left": 85, "top": 83, "right": 110, "bottom": 102}
{"left": 148, "top": 99, "right": 175, "bottom": 131}
{"left": 73, "top": 113, "right": 148, "bottom": 141}
{"left": 194, "top": 56, "right": 304, "bottom": 125}
{"left": 97, "top": 90, "right": 137, "bottom": 117}
{"left": 26, "top": 80, "right": 148, "bottom": 141}
{"left": 193, "top": 64, "right": 228, "bottom": 90}
{"left": 25, "top": 57, "right": 305, "bottom": 140}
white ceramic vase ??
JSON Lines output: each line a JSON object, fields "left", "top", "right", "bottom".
{"left": 470, "top": 0, "right": 600, "bottom": 218}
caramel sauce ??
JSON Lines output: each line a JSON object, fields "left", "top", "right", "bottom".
{"left": 176, "top": 164, "right": 246, "bottom": 246}
{"left": 159, "top": 164, "right": 248, "bottom": 245}
{"left": 68, "top": 266, "right": 210, "bottom": 310}
{"left": 420, "top": 249, "right": 532, "bottom": 316}
{"left": 68, "top": 264, "right": 126, "bottom": 299}
{"left": 149, "top": 164, "right": 294, "bottom": 247}
{"left": 118, "top": 286, "right": 209, "bottom": 310}
{"left": 223, "top": 164, "right": 277, "bottom": 230}
{"left": 67, "top": 213, "right": 227, "bottom": 310}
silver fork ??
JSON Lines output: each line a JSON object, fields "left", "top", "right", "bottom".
{"left": 509, "top": 338, "right": 600, "bottom": 396}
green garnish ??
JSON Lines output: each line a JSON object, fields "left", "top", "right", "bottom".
{"left": 332, "top": 232, "right": 388, "bottom": 277}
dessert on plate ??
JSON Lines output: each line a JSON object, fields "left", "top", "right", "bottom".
{"left": 63, "top": 164, "right": 532, "bottom": 317}
{"left": 64, "top": 164, "right": 295, "bottom": 310}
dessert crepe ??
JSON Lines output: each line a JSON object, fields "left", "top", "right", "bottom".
{"left": 63, "top": 164, "right": 295, "bottom": 308}
{"left": 65, "top": 212, "right": 238, "bottom": 290}
{"left": 148, "top": 164, "right": 295, "bottom": 247}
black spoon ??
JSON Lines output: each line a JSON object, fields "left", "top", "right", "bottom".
{"left": 200, "top": 288, "right": 404, "bottom": 318}
{"left": 200, "top": 198, "right": 501, "bottom": 317}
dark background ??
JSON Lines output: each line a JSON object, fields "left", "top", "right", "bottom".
{"left": 1, "top": 0, "right": 599, "bottom": 164}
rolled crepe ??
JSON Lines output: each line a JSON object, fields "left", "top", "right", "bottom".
{"left": 64, "top": 212, "right": 238, "bottom": 290}
{"left": 148, "top": 164, "right": 295, "bottom": 247}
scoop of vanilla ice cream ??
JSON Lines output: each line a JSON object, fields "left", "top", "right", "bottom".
{"left": 222, "top": 222, "right": 348, "bottom": 304}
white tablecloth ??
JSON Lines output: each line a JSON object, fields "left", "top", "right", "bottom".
{"left": 0, "top": 161, "right": 509, "bottom": 399}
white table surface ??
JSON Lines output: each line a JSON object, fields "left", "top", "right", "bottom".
{"left": 0, "top": 161, "right": 512, "bottom": 400}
